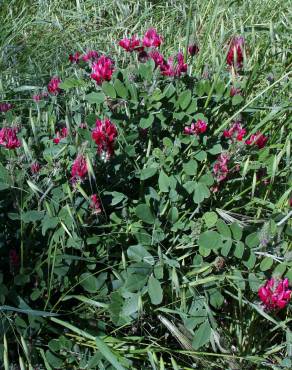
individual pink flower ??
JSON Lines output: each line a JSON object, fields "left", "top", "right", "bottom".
{"left": 92, "top": 118, "right": 118, "bottom": 159}
{"left": 71, "top": 154, "right": 88, "bottom": 180}
{"left": 33, "top": 94, "right": 41, "bottom": 102}
{"left": 90, "top": 55, "right": 115, "bottom": 84}
{"left": 119, "top": 35, "right": 142, "bottom": 52}
{"left": 188, "top": 43, "right": 199, "bottom": 56}
{"left": 90, "top": 194, "right": 102, "bottom": 214}
{"left": 160, "top": 52, "right": 187, "bottom": 77}
{"left": 53, "top": 127, "right": 68, "bottom": 144}
{"left": 223, "top": 121, "right": 246, "bottom": 141}
{"left": 258, "top": 278, "right": 291, "bottom": 310}
{"left": 213, "top": 153, "right": 230, "bottom": 182}
{"left": 149, "top": 50, "right": 165, "bottom": 67}
{"left": 69, "top": 51, "right": 80, "bottom": 63}
{"left": 0, "top": 102, "right": 13, "bottom": 112}
{"left": 289, "top": 197, "right": 292, "bottom": 207}
{"left": 226, "top": 36, "right": 245, "bottom": 68}
{"left": 33, "top": 92, "right": 48, "bottom": 102}
{"left": 31, "top": 162, "right": 41, "bottom": 174}
{"left": 184, "top": 120, "right": 207, "bottom": 135}
{"left": 245, "top": 132, "right": 268, "bottom": 149}
{"left": 142, "top": 28, "right": 162, "bottom": 48}
{"left": 230, "top": 86, "right": 241, "bottom": 97}
{"left": 48, "top": 77, "right": 61, "bottom": 95}
{"left": 82, "top": 50, "right": 99, "bottom": 62}
{"left": 79, "top": 122, "right": 87, "bottom": 129}
{"left": 0, "top": 127, "right": 21, "bottom": 149}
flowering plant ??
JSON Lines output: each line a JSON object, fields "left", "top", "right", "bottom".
{"left": 0, "top": 26, "right": 291, "bottom": 369}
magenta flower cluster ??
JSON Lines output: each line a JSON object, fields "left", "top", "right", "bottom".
{"left": 71, "top": 154, "right": 88, "bottom": 181}
{"left": 0, "top": 102, "right": 13, "bottom": 112}
{"left": 226, "top": 36, "right": 245, "bottom": 69}
{"left": 223, "top": 121, "right": 246, "bottom": 142}
{"left": 118, "top": 28, "right": 188, "bottom": 77}
{"left": 92, "top": 118, "right": 118, "bottom": 160}
{"left": 258, "top": 278, "right": 291, "bottom": 310}
{"left": 0, "top": 127, "right": 21, "bottom": 149}
{"left": 53, "top": 127, "right": 68, "bottom": 144}
{"left": 48, "top": 77, "right": 62, "bottom": 95}
{"left": 184, "top": 119, "right": 207, "bottom": 135}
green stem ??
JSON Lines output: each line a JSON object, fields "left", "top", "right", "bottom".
{"left": 184, "top": 1, "right": 193, "bottom": 62}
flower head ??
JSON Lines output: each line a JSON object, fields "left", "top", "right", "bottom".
{"left": 119, "top": 35, "right": 142, "bottom": 52}
{"left": 142, "top": 28, "right": 162, "bottom": 48}
{"left": 0, "top": 127, "right": 21, "bottom": 149}
{"left": 33, "top": 92, "right": 48, "bottom": 102}
{"left": 79, "top": 122, "right": 87, "bottom": 129}
{"left": 90, "top": 194, "right": 102, "bottom": 214}
{"left": 53, "top": 127, "right": 68, "bottom": 144}
{"left": 31, "top": 162, "right": 41, "bottom": 174}
{"left": 230, "top": 86, "right": 241, "bottom": 97}
{"left": 48, "top": 77, "right": 61, "bottom": 95}
{"left": 160, "top": 51, "right": 187, "bottom": 77}
{"left": 245, "top": 132, "right": 268, "bottom": 149}
{"left": 90, "top": 55, "right": 115, "bottom": 84}
{"left": 82, "top": 50, "right": 99, "bottom": 62}
{"left": 92, "top": 118, "right": 118, "bottom": 159}
{"left": 71, "top": 154, "right": 88, "bottom": 180}
{"left": 69, "top": 51, "right": 80, "bottom": 63}
{"left": 227, "top": 36, "right": 245, "bottom": 68}
{"left": 184, "top": 120, "right": 207, "bottom": 135}
{"left": 0, "top": 102, "right": 13, "bottom": 112}
{"left": 213, "top": 153, "right": 230, "bottom": 182}
{"left": 149, "top": 50, "right": 165, "bottom": 67}
{"left": 258, "top": 278, "right": 291, "bottom": 310}
{"left": 188, "top": 43, "right": 199, "bottom": 56}
{"left": 223, "top": 121, "right": 246, "bottom": 142}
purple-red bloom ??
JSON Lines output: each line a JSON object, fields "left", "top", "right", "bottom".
{"left": 69, "top": 51, "right": 81, "bottom": 63}
{"left": 33, "top": 92, "right": 48, "bottom": 102}
{"left": 258, "top": 278, "right": 291, "bottom": 310}
{"left": 0, "top": 127, "right": 21, "bottom": 149}
{"left": 160, "top": 52, "right": 187, "bottom": 77}
{"left": 48, "top": 77, "right": 61, "bottom": 95}
{"left": 142, "top": 28, "right": 162, "bottom": 48}
{"left": 79, "top": 122, "right": 87, "bottom": 129}
{"left": 188, "top": 43, "right": 199, "bottom": 56}
{"left": 230, "top": 86, "right": 241, "bottom": 97}
{"left": 53, "top": 127, "right": 68, "bottom": 144}
{"left": 119, "top": 35, "right": 142, "bottom": 52}
{"left": 223, "top": 121, "right": 246, "bottom": 142}
{"left": 92, "top": 118, "right": 118, "bottom": 159}
{"left": 0, "top": 102, "right": 13, "bottom": 112}
{"left": 245, "top": 132, "right": 268, "bottom": 149}
{"left": 31, "top": 162, "right": 41, "bottom": 174}
{"left": 184, "top": 120, "right": 207, "bottom": 136}
{"left": 213, "top": 153, "right": 230, "bottom": 182}
{"left": 226, "top": 36, "right": 245, "bottom": 68}
{"left": 149, "top": 50, "right": 165, "bottom": 67}
{"left": 82, "top": 50, "right": 99, "bottom": 62}
{"left": 90, "top": 194, "right": 102, "bottom": 214}
{"left": 71, "top": 154, "right": 88, "bottom": 180}
{"left": 90, "top": 55, "right": 114, "bottom": 84}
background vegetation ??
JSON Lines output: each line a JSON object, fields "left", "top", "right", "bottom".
{"left": 0, "top": 0, "right": 291, "bottom": 369}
